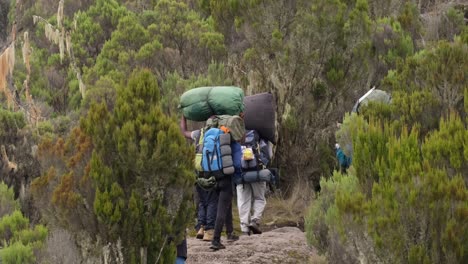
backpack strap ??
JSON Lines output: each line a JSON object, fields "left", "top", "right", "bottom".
{"left": 206, "top": 148, "right": 213, "bottom": 172}
{"left": 198, "top": 128, "right": 205, "bottom": 146}
{"left": 194, "top": 128, "right": 205, "bottom": 154}
{"left": 254, "top": 142, "right": 265, "bottom": 170}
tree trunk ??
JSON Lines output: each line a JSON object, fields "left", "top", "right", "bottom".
{"left": 140, "top": 247, "right": 147, "bottom": 264}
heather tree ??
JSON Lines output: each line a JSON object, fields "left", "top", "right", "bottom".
{"left": 81, "top": 69, "right": 195, "bottom": 263}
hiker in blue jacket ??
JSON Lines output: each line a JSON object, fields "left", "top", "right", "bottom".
{"left": 335, "top": 143, "right": 351, "bottom": 174}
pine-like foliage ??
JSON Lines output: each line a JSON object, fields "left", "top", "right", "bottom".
{"left": 307, "top": 113, "right": 467, "bottom": 264}
{"left": 81, "top": 69, "right": 195, "bottom": 263}
{"left": 0, "top": 182, "right": 18, "bottom": 217}
{"left": 0, "top": 183, "right": 48, "bottom": 264}
{"left": 306, "top": 29, "right": 468, "bottom": 264}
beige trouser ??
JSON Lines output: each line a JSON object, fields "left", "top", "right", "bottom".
{"left": 236, "top": 181, "right": 267, "bottom": 232}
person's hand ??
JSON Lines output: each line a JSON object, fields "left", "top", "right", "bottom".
{"left": 240, "top": 133, "right": 246, "bottom": 144}
{"left": 197, "top": 176, "right": 216, "bottom": 189}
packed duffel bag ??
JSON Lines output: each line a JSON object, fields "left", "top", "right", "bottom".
{"left": 239, "top": 169, "right": 275, "bottom": 184}
{"left": 206, "top": 115, "right": 245, "bottom": 142}
{"left": 243, "top": 92, "right": 276, "bottom": 144}
{"left": 179, "top": 86, "right": 245, "bottom": 121}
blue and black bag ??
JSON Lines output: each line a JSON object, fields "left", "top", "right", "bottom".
{"left": 237, "top": 130, "right": 277, "bottom": 185}
{"left": 200, "top": 127, "right": 234, "bottom": 180}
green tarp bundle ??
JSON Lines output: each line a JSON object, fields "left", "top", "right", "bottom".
{"left": 179, "top": 86, "right": 245, "bottom": 121}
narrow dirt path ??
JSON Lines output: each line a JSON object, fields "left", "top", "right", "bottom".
{"left": 186, "top": 227, "right": 322, "bottom": 264}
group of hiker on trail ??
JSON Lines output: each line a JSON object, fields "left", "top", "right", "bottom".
{"left": 174, "top": 87, "right": 278, "bottom": 263}
{"left": 181, "top": 115, "right": 269, "bottom": 244}
{"left": 172, "top": 86, "right": 389, "bottom": 263}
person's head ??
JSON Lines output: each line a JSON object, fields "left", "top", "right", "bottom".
{"left": 335, "top": 143, "right": 340, "bottom": 150}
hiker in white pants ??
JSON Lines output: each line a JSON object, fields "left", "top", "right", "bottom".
{"left": 237, "top": 181, "right": 267, "bottom": 234}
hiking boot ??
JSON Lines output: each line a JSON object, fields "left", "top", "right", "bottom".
{"left": 196, "top": 226, "right": 205, "bottom": 239}
{"left": 249, "top": 220, "right": 262, "bottom": 234}
{"left": 226, "top": 232, "right": 239, "bottom": 242}
{"left": 210, "top": 240, "right": 226, "bottom": 250}
{"left": 203, "top": 229, "right": 214, "bottom": 241}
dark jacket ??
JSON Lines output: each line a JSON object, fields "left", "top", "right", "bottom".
{"left": 231, "top": 141, "right": 243, "bottom": 184}
{"left": 176, "top": 238, "right": 187, "bottom": 259}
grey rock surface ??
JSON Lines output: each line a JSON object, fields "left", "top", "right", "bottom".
{"left": 186, "top": 227, "right": 317, "bottom": 264}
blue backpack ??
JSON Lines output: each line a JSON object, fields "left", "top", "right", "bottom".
{"left": 200, "top": 128, "right": 234, "bottom": 179}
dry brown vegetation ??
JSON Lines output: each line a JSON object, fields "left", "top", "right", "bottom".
{"left": 262, "top": 180, "right": 317, "bottom": 232}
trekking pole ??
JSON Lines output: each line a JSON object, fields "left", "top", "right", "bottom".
{"left": 155, "top": 234, "right": 169, "bottom": 264}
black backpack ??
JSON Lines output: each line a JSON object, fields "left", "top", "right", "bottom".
{"left": 238, "top": 130, "right": 278, "bottom": 185}
{"left": 241, "top": 130, "right": 271, "bottom": 171}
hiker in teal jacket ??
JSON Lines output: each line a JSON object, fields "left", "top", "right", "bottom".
{"left": 335, "top": 143, "right": 351, "bottom": 174}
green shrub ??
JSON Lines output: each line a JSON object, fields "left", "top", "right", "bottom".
{"left": 37, "top": 121, "right": 54, "bottom": 136}
{"left": 0, "top": 109, "right": 26, "bottom": 139}
{"left": 306, "top": 113, "right": 468, "bottom": 263}
{"left": 81, "top": 69, "right": 195, "bottom": 263}
{"left": 0, "top": 241, "right": 35, "bottom": 264}
{"left": 0, "top": 202, "right": 47, "bottom": 264}
{"left": 305, "top": 171, "right": 367, "bottom": 263}
{"left": 0, "top": 182, "right": 19, "bottom": 217}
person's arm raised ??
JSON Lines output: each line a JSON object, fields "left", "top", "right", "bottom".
{"left": 179, "top": 115, "right": 193, "bottom": 139}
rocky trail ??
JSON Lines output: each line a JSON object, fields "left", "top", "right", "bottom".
{"left": 186, "top": 227, "right": 322, "bottom": 264}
